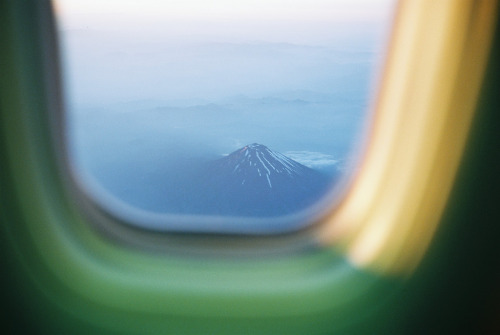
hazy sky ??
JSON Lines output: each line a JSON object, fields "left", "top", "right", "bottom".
{"left": 54, "top": 0, "right": 394, "bottom": 28}
{"left": 54, "top": 0, "right": 395, "bottom": 106}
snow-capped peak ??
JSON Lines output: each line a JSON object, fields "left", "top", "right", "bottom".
{"left": 216, "top": 143, "right": 313, "bottom": 189}
{"left": 199, "top": 143, "right": 331, "bottom": 216}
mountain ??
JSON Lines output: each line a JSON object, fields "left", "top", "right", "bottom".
{"left": 190, "top": 143, "right": 332, "bottom": 217}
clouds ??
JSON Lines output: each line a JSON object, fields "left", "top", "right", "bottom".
{"left": 284, "top": 151, "right": 339, "bottom": 169}
{"left": 60, "top": 34, "right": 378, "bottom": 108}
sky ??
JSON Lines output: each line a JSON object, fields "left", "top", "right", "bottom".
{"left": 54, "top": 0, "right": 395, "bottom": 106}
{"left": 54, "top": 0, "right": 393, "bottom": 28}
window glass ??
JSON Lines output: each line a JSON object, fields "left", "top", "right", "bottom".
{"left": 54, "top": 0, "right": 394, "bottom": 232}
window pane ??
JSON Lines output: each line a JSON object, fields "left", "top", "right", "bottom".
{"left": 54, "top": 0, "right": 394, "bottom": 232}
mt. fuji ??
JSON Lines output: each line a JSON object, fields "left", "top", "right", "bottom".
{"left": 191, "top": 144, "right": 332, "bottom": 217}
{"left": 210, "top": 143, "right": 318, "bottom": 189}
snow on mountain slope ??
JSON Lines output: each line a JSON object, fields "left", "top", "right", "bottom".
{"left": 213, "top": 143, "right": 315, "bottom": 187}
{"left": 192, "top": 144, "right": 332, "bottom": 217}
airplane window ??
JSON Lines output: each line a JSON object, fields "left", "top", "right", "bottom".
{"left": 53, "top": 0, "right": 395, "bottom": 233}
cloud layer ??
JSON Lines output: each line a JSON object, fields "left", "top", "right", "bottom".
{"left": 284, "top": 151, "right": 339, "bottom": 169}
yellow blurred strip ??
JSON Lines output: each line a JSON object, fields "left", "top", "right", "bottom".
{"left": 318, "top": 0, "right": 498, "bottom": 276}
